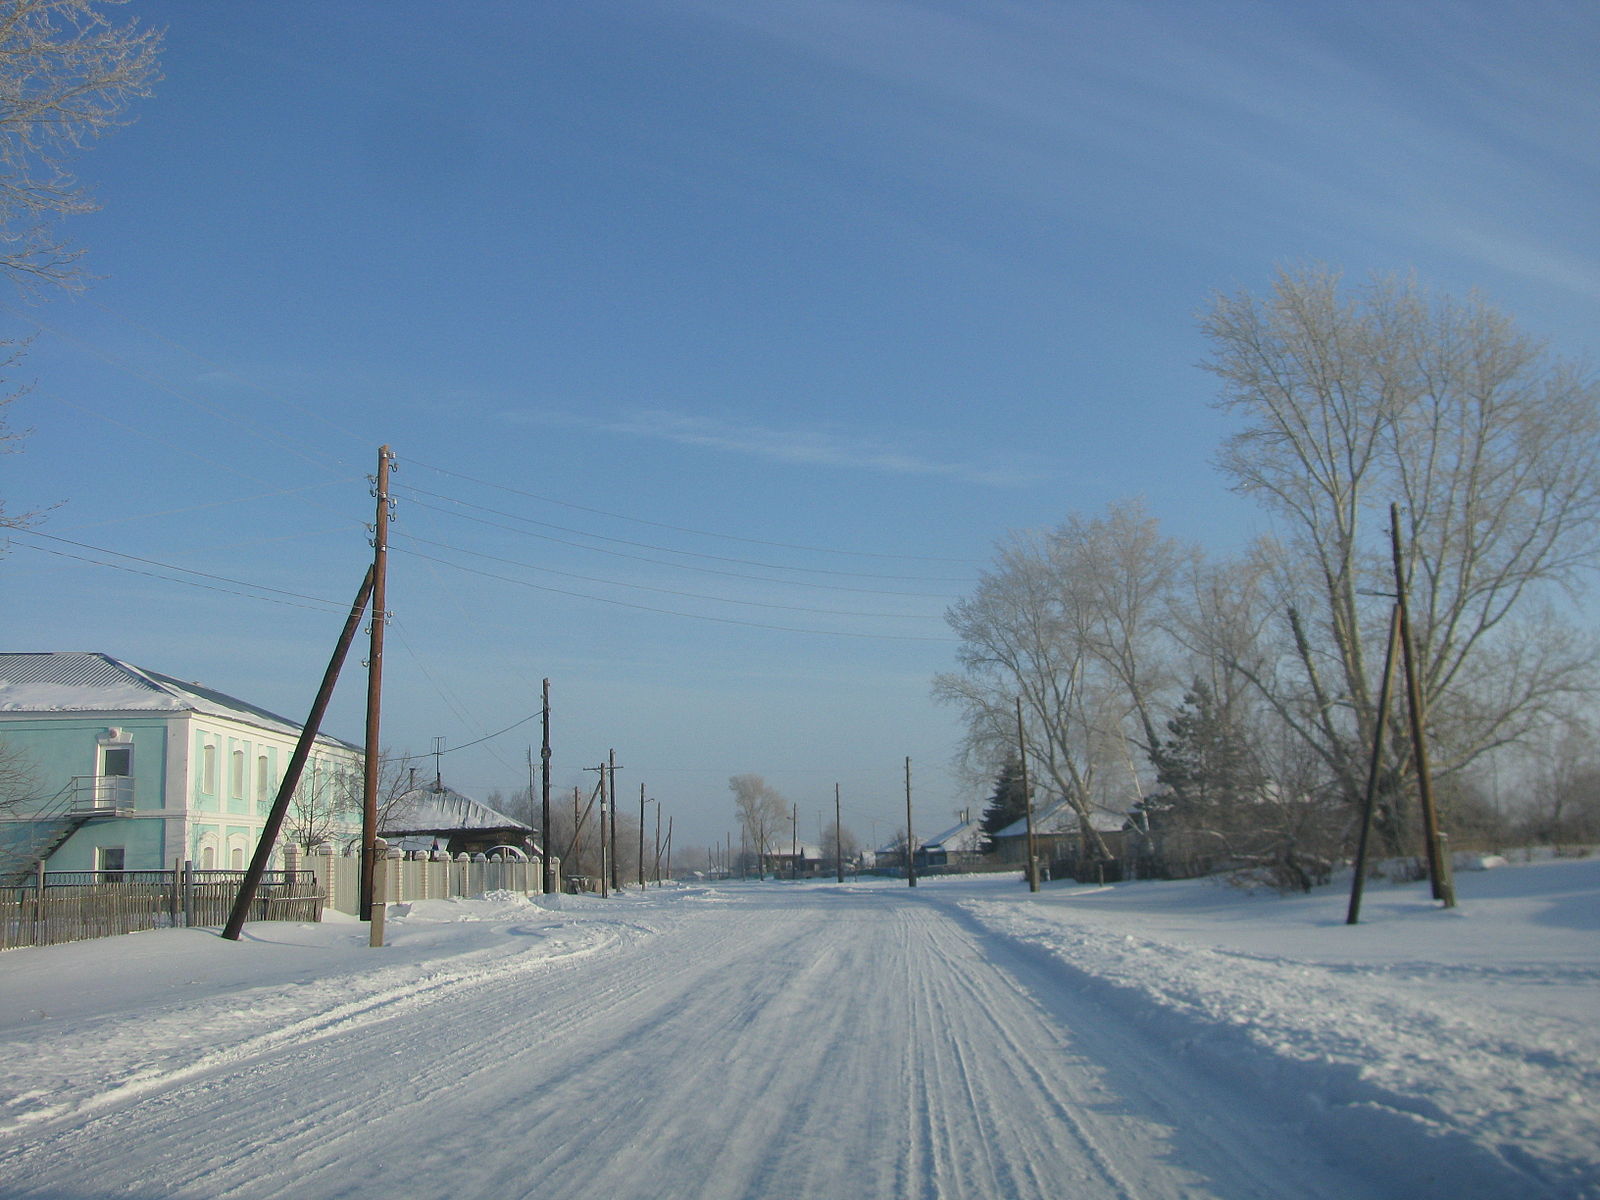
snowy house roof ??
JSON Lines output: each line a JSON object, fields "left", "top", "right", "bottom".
{"left": 380, "top": 786, "right": 531, "bottom": 837}
{"left": 0, "top": 651, "right": 359, "bottom": 750}
{"left": 919, "top": 817, "right": 987, "bottom": 854}
{"left": 994, "top": 799, "right": 1129, "bottom": 839}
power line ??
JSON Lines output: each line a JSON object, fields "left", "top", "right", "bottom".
{"left": 390, "top": 545, "right": 957, "bottom": 643}
{"left": 406, "top": 458, "right": 980, "bottom": 566}
{"left": 393, "top": 531, "right": 945, "bottom": 622}
{"left": 397, "top": 486, "right": 972, "bottom": 589}
{"left": 8, "top": 532, "right": 348, "bottom": 614}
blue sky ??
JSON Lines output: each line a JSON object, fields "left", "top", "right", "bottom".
{"left": 4, "top": 1, "right": 1597, "bottom": 857}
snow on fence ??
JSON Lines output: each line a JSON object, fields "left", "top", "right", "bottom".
{"left": 308, "top": 846, "right": 560, "bottom": 917}
{"left": 1, "top": 867, "right": 322, "bottom": 951}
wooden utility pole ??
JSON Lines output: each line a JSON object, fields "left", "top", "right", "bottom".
{"left": 1390, "top": 504, "right": 1456, "bottom": 908}
{"left": 1017, "top": 696, "right": 1039, "bottom": 892}
{"left": 639, "top": 783, "right": 647, "bottom": 891}
{"left": 360, "top": 445, "right": 394, "bottom": 922}
{"left": 1348, "top": 605, "right": 1403, "bottom": 925}
{"left": 664, "top": 815, "right": 673, "bottom": 881}
{"left": 904, "top": 756, "right": 916, "bottom": 888}
{"left": 834, "top": 783, "right": 844, "bottom": 883}
{"left": 791, "top": 802, "right": 798, "bottom": 878}
{"left": 224, "top": 566, "right": 373, "bottom": 941}
{"left": 608, "top": 749, "right": 621, "bottom": 894}
{"left": 597, "top": 762, "right": 609, "bottom": 898}
{"left": 541, "top": 678, "right": 553, "bottom": 894}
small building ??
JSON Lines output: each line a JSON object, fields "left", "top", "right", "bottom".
{"left": 916, "top": 816, "right": 988, "bottom": 871}
{"left": 990, "top": 798, "right": 1130, "bottom": 878}
{"left": 764, "top": 841, "right": 823, "bottom": 879}
{"left": 0, "top": 651, "right": 362, "bottom": 882}
{"left": 377, "top": 784, "right": 538, "bottom": 860}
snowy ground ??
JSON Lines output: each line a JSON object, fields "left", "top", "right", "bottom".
{"left": 0, "top": 857, "right": 1595, "bottom": 1199}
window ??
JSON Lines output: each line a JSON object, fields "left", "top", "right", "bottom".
{"left": 97, "top": 845, "right": 125, "bottom": 882}
{"left": 257, "top": 755, "right": 271, "bottom": 803}
{"left": 231, "top": 846, "right": 245, "bottom": 870}
{"left": 202, "top": 744, "right": 217, "bottom": 794}
{"left": 231, "top": 749, "right": 246, "bottom": 798}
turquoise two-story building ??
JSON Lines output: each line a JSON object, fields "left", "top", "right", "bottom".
{"left": 0, "top": 652, "right": 362, "bottom": 880}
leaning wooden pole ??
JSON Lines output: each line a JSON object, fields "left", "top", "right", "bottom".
{"left": 1390, "top": 503, "right": 1455, "bottom": 907}
{"left": 1347, "top": 604, "right": 1402, "bottom": 926}
{"left": 360, "top": 445, "right": 394, "bottom": 921}
{"left": 223, "top": 566, "right": 374, "bottom": 941}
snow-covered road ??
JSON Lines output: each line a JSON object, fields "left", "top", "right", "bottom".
{"left": 2, "top": 863, "right": 1595, "bottom": 1199}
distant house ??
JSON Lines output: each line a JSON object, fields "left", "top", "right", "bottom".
{"left": 764, "top": 841, "right": 823, "bottom": 879}
{"left": 916, "top": 816, "right": 987, "bottom": 870}
{"left": 990, "top": 798, "right": 1130, "bottom": 877}
{"left": 378, "top": 784, "right": 537, "bottom": 860}
{"left": 0, "top": 652, "right": 362, "bottom": 881}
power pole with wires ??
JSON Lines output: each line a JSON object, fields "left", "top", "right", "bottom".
{"left": 608, "top": 749, "right": 621, "bottom": 893}
{"left": 541, "top": 679, "right": 553, "bottom": 893}
{"left": 360, "top": 444, "right": 394, "bottom": 922}
{"left": 835, "top": 782, "right": 844, "bottom": 883}
{"left": 905, "top": 756, "right": 916, "bottom": 888}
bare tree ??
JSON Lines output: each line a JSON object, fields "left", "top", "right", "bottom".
{"left": 820, "top": 819, "right": 859, "bottom": 873}
{"left": 729, "top": 773, "right": 787, "bottom": 879}
{"left": 0, "top": 0, "right": 162, "bottom": 293}
{"left": 1201, "top": 266, "right": 1600, "bottom": 851}
{"left": 935, "top": 500, "right": 1191, "bottom": 863}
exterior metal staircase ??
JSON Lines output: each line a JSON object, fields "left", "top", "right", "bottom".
{"left": 0, "top": 777, "right": 133, "bottom": 884}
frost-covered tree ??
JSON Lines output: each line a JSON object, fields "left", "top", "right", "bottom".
{"left": 0, "top": 0, "right": 162, "bottom": 292}
{"left": 1201, "top": 266, "right": 1600, "bottom": 852}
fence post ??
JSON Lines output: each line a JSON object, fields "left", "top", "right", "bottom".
{"left": 34, "top": 860, "right": 45, "bottom": 941}
{"left": 183, "top": 859, "right": 195, "bottom": 928}
{"left": 171, "top": 857, "right": 182, "bottom": 928}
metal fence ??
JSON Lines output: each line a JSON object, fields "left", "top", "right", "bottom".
{"left": 1, "top": 868, "right": 322, "bottom": 951}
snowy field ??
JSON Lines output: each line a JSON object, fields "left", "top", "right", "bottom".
{"left": 0, "top": 857, "right": 1595, "bottom": 1199}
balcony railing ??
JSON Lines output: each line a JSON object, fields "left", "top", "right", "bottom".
{"left": 71, "top": 776, "right": 134, "bottom": 814}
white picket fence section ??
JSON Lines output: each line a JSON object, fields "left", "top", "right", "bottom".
{"left": 306, "top": 846, "right": 560, "bottom": 917}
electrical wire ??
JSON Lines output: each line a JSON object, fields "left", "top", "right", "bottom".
{"left": 8, "top": 533, "right": 349, "bottom": 615}
{"left": 396, "top": 486, "right": 971, "bottom": 590}
{"left": 393, "top": 530, "right": 945, "bottom": 621}
{"left": 390, "top": 544, "right": 957, "bottom": 642}
{"left": 405, "top": 458, "right": 980, "bottom": 565}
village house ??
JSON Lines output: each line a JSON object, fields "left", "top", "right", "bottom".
{"left": 0, "top": 652, "right": 363, "bottom": 881}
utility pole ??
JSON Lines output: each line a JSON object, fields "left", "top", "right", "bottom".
{"left": 905, "top": 756, "right": 916, "bottom": 888}
{"left": 1018, "top": 696, "right": 1039, "bottom": 893}
{"left": 639, "top": 783, "right": 647, "bottom": 891}
{"left": 541, "top": 678, "right": 553, "bottom": 893}
{"left": 1390, "top": 504, "right": 1456, "bottom": 908}
{"left": 791, "top": 802, "right": 798, "bottom": 878}
{"left": 360, "top": 445, "right": 394, "bottom": 922}
{"left": 608, "top": 749, "right": 621, "bottom": 894}
{"left": 665, "top": 815, "right": 673, "bottom": 882}
{"left": 835, "top": 782, "right": 844, "bottom": 883}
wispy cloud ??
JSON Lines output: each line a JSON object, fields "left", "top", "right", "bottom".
{"left": 506, "top": 406, "right": 1046, "bottom": 487}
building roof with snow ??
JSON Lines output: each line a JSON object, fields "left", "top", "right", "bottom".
{"left": 380, "top": 785, "right": 532, "bottom": 838}
{"left": 0, "top": 651, "right": 359, "bottom": 750}
{"left": 919, "top": 816, "right": 987, "bottom": 855}
{"left": 994, "top": 799, "right": 1129, "bottom": 839}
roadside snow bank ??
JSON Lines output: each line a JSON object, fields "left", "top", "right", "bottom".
{"left": 954, "top": 859, "right": 1600, "bottom": 1200}
{"left": 0, "top": 891, "right": 667, "bottom": 1137}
